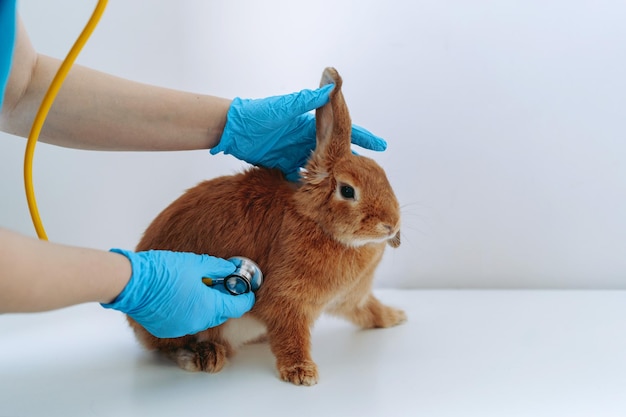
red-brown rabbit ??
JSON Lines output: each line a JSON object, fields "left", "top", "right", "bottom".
{"left": 129, "top": 67, "right": 405, "bottom": 386}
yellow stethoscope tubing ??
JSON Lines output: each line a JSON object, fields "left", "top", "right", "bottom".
{"left": 24, "top": 0, "right": 108, "bottom": 241}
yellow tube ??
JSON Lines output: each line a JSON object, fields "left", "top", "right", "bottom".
{"left": 24, "top": 0, "right": 108, "bottom": 240}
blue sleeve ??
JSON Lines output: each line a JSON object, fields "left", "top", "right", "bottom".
{"left": 0, "top": 0, "right": 18, "bottom": 111}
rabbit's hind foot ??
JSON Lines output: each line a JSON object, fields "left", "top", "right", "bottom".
{"left": 167, "top": 340, "right": 231, "bottom": 373}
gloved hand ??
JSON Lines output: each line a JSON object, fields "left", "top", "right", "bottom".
{"left": 101, "top": 248, "right": 255, "bottom": 338}
{"left": 211, "top": 84, "right": 387, "bottom": 181}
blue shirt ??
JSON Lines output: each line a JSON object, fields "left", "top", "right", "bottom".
{"left": 0, "top": 0, "right": 17, "bottom": 110}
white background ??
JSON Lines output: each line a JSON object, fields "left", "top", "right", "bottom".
{"left": 2, "top": 4, "right": 626, "bottom": 415}
{"left": 1, "top": 0, "right": 625, "bottom": 289}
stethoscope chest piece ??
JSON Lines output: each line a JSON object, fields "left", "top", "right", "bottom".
{"left": 203, "top": 256, "right": 263, "bottom": 295}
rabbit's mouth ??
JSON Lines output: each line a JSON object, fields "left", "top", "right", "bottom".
{"left": 342, "top": 229, "right": 400, "bottom": 248}
{"left": 388, "top": 230, "right": 401, "bottom": 248}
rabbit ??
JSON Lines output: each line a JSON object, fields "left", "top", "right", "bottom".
{"left": 128, "top": 67, "right": 406, "bottom": 386}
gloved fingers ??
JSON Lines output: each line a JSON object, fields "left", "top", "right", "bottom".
{"left": 224, "top": 291, "right": 255, "bottom": 317}
{"left": 211, "top": 291, "right": 256, "bottom": 326}
{"left": 196, "top": 253, "right": 237, "bottom": 277}
{"left": 279, "top": 84, "right": 334, "bottom": 119}
{"left": 285, "top": 169, "right": 303, "bottom": 182}
{"left": 350, "top": 124, "right": 387, "bottom": 151}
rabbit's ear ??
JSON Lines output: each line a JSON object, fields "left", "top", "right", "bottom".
{"left": 312, "top": 68, "right": 352, "bottom": 171}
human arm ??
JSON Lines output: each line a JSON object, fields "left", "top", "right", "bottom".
{"left": 0, "top": 17, "right": 231, "bottom": 151}
{"left": 0, "top": 227, "right": 132, "bottom": 311}
{"left": 0, "top": 228, "right": 254, "bottom": 337}
{"left": 1, "top": 16, "right": 386, "bottom": 173}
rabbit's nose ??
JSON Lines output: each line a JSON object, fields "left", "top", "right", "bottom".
{"left": 382, "top": 224, "right": 394, "bottom": 234}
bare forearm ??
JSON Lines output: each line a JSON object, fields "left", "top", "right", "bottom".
{"left": 0, "top": 228, "right": 130, "bottom": 312}
{"left": 0, "top": 18, "right": 231, "bottom": 151}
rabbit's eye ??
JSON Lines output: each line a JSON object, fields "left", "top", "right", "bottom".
{"left": 340, "top": 185, "right": 355, "bottom": 200}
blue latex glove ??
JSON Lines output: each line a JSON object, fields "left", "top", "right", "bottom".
{"left": 101, "top": 248, "right": 255, "bottom": 338}
{"left": 211, "top": 84, "right": 387, "bottom": 181}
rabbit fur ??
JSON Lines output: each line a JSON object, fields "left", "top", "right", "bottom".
{"left": 128, "top": 67, "right": 405, "bottom": 386}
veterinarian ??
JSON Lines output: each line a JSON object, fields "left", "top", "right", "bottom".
{"left": 0, "top": 2, "right": 386, "bottom": 337}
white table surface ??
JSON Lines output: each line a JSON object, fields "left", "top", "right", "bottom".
{"left": 2, "top": 289, "right": 626, "bottom": 417}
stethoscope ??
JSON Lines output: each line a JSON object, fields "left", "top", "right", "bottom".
{"left": 202, "top": 257, "right": 263, "bottom": 295}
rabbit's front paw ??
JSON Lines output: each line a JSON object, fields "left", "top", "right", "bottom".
{"left": 378, "top": 306, "right": 407, "bottom": 328}
{"left": 366, "top": 305, "right": 407, "bottom": 329}
{"left": 279, "top": 361, "right": 319, "bottom": 386}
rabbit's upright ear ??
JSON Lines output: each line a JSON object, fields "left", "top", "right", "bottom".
{"left": 307, "top": 68, "right": 352, "bottom": 178}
